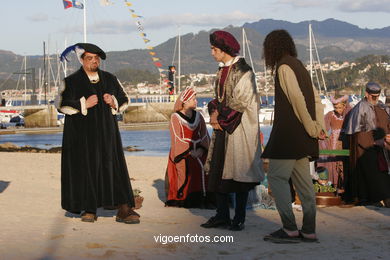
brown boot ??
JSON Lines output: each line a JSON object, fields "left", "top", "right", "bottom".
{"left": 116, "top": 203, "right": 140, "bottom": 224}
{"left": 81, "top": 212, "right": 97, "bottom": 223}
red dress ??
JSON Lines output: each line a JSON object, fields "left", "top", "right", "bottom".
{"left": 318, "top": 105, "right": 350, "bottom": 189}
{"left": 165, "top": 110, "right": 211, "bottom": 207}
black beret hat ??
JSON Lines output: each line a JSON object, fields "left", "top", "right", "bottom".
{"left": 365, "top": 82, "right": 381, "bottom": 95}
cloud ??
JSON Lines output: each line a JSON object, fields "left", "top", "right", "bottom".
{"left": 275, "top": 0, "right": 326, "bottom": 8}
{"left": 337, "top": 0, "right": 390, "bottom": 13}
{"left": 60, "top": 11, "right": 259, "bottom": 35}
{"left": 27, "top": 13, "right": 49, "bottom": 22}
{"left": 144, "top": 11, "right": 259, "bottom": 29}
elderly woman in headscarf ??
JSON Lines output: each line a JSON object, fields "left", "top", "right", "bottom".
{"left": 317, "top": 94, "right": 351, "bottom": 192}
{"left": 165, "top": 86, "right": 213, "bottom": 208}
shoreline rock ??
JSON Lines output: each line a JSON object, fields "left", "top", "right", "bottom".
{"left": 0, "top": 142, "right": 144, "bottom": 153}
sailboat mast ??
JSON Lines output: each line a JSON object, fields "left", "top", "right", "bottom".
{"left": 242, "top": 28, "right": 259, "bottom": 92}
{"left": 178, "top": 27, "right": 181, "bottom": 94}
{"left": 242, "top": 28, "right": 246, "bottom": 58}
{"left": 24, "top": 56, "right": 27, "bottom": 106}
{"left": 43, "top": 41, "right": 47, "bottom": 105}
{"left": 309, "top": 23, "right": 313, "bottom": 85}
{"left": 83, "top": 0, "right": 87, "bottom": 42}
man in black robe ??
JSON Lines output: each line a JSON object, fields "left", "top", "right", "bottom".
{"left": 343, "top": 82, "right": 390, "bottom": 207}
{"left": 59, "top": 43, "right": 140, "bottom": 223}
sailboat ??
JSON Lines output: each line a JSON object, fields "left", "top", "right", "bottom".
{"left": 308, "top": 24, "right": 334, "bottom": 114}
{"left": 240, "top": 28, "right": 274, "bottom": 124}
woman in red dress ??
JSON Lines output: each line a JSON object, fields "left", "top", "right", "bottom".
{"left": 165, "top": 87, "right": 213, "bottom": 208}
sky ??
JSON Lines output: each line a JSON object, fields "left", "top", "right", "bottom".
{"left": 1, "top": 0, "right": 390, "bottom": 55}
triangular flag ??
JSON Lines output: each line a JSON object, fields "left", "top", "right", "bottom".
{"left": 63, "top": 0, "right": 72, "bottom": 9}
{"left": 149, "top": 51, "right": 156, "bottom": 56}
{"left": 125, "top": 2, "right": 132, "bottom": 7}
{"left": 154, "top": 62, "right": 162, "bottom": 67}
{"left": 152, "top": 57, "right": 160, "bottom": 62}
{"left": 143, "top": 38, "right": 150, "bottom": 43}
{"left": 147, "top": 46, "right": 154, "bottom": 50}
{"left": 100, "top": 0, "right": 114, "bottom": 6}
{"left": 140, "top": 33, "right": 147, "bottom": 37}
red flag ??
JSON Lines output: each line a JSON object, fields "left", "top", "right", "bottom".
{"left": 63, "top": 0, "right": 72, "bottom": 9}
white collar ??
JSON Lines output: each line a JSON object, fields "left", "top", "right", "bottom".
{"left": 219, "top": 56, "right": 241, "bottom": 67}
{"left": 87, "top": 73, "right": 100, "bottom": 83}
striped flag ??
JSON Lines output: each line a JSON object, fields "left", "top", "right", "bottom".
{"left": 63, "top": 0, "right": 84, "bottom": 9}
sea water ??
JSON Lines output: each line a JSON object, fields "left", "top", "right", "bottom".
{"left": 0, "top": 125, "right": 273, "bottom": 157}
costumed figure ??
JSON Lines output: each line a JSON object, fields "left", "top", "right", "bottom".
{"left": 200, "top": 31, "right": 264, "bottom": 232}
{"left": 165, "top": 86, "right": 213, "bottom": 208}
{"left": 317, "top": 95, "right": 351, "bottom": 193}
{"left": 343, "top": 82, "right": 390, "bottom": 207}
{"left": 59, "top": 43, "right": 140, "bottom": 223}
{"left": 261, "top": 30, "right": 326, "bottom": 243}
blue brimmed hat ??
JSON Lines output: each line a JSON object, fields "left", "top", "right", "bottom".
{"left": 60, "top": 43, "right": 106, "bottom": 63}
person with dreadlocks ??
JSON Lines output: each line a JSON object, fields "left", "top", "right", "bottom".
{"left": 261, "top": 30, "right": 326, "bottom": 243}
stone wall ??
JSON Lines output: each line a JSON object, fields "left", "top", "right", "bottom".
{"left": 123, "top": 103, "right": 174, "bottom": 123}
{"left": 24, "top": 105, "right": 58, "bottom": 128}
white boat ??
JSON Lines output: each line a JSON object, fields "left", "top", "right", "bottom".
{"left": 0, "top": 109, "right": 20, "bottom": 124}
{"left": 259, "top": 106, "right": 274, "bottom": 124}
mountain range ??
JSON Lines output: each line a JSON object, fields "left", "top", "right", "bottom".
{"left": 1, "top": 18, "right": 389, "bottom": 80}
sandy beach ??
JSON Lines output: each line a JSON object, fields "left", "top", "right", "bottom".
{"left": 0, "top": 152, "right": 389, "bottom": 260}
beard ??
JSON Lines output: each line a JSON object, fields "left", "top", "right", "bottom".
{"left": 88, "top": 64, "right": 99, "bottom": 72}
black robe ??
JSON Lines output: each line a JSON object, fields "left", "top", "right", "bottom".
{"left": 60, "top": 67, "right": 134, "bottom": 213}
{"left": 343, "top": 101, "right": 390, "bottom": 203}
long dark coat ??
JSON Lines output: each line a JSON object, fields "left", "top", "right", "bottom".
{"left": 60, "top": 67, "right": 134, "bottom": 213}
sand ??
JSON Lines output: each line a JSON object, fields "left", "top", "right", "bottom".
{"left": 0, "top": 152, "right": 389, "bottom": 260}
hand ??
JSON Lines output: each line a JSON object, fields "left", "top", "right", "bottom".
{"left": 318, "top": 130, "right": 326, "bottom": 140}
{"left": 210, "top": 111, "right": 223, "bottom": 131}
{"left": 103, "top": 93, "right": 116, "bottom": 109}
{"left": 85, "top": 95, "right": 98, "bottom": 109}
{"left": 385, "top": 134, "right": 390, "bottom": 144}
{"left": 385, "top": 134, "right": 390, "bottom": 150}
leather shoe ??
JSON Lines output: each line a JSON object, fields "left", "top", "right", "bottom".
{"left": 81, "top": 212, "right": 97, "bottom": 223}
{"left": 116, "top": 203, "right": 140, "bottom": 224}
{"left": 229, "top": 222, "right": 245, "bottom": 231}
{"left": 200, "top": 216, "right": 231, "bottom": 229}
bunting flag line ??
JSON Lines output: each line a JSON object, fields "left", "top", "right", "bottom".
{"left": 123, "top": 0, "right": 165, "bottom": 77}
{"left": 100, "top": 0, "right": 114, "bottom": 6}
